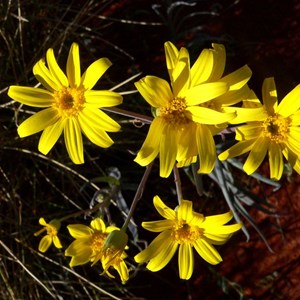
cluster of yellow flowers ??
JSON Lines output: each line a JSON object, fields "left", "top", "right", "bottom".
{"left": 9, "top": 41, "right": 300, "bottom": 283}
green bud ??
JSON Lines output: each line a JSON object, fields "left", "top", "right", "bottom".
{"left": 103, "top": 229, "right": 128, "bottom": 252}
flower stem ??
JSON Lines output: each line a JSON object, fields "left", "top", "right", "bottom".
{"left": 102, "top": 107, "right": 153, "bottom": 124}
{"left": 173, "top": 166, "right": 182, "bottom": 205}
{"left": 122, "top": 162, "right": 153, "bottom": 231}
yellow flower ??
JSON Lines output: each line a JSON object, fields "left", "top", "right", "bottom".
{"left": 134, "top": 196, "right": 242, "bottom": 280}
{"left": 8, "top": 43, "right": 122, "bottom": 164}
{"left": 34, "top": 217, "right": 62, "bottom": 252}
{"left": 65, "top": 218, "right": 117, "bottom": 267}
{"left": 219, "top": 77, "right": 300, "bottom": 180}
{"left": 100, "top": 230, "right": 129, "bottom": 284}
{"left": 134, "top": 41, "right": 251, "bottom": 177}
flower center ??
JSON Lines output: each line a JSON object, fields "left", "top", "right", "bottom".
{"left": 46, "top": 224, "right": 58, "bottom": 237}
{"left": 91, "top": 232, "right": 107, "bottom": 253}
{"left": 172, "top": 220, "right": 203, "bottom": 244}
{"left": 262, "top": 114, "right": 290, "bottom": 143}
{"left": 158, "top": 97, "right": 188, "bottom": 124}
{"left": 53, "top": 87, "right": 85, "bottom": 117}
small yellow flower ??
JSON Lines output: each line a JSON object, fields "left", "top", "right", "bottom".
{"left": 100, "top": 230, "right": 129, "bottom": 284}
{"left": 134, "top": 196, "right": 242, "bottom": 280}
{"left": 34, "top": 217, "right": 62, "bottom": 252}
{"left": 134, "top": 41, "right": 251, "bottom": 177}
{"left": 219, "top": 77, "right": 300, "bottom": 180}
{"left": 8, "top": 43, "right": 122, "bottom": 164}
{"left": 65, "top": 218, "right": 117, "bottom": 267}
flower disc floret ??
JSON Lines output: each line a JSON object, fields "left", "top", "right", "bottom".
{"left": 54, "top": 87, "right": 85, "bottom": 117}
{"left": 262, "top": 114, "right": 290, "bottom": 143}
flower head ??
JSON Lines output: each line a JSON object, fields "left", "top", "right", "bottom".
{"left": 65, "top": 218, "right": 117, "bottom": 267}
{"left": 219, "top": 77, "right": 300, "bottom": 180}
{"left": 134, "top": 41, "right": 251, "bottom": 177}
{"left": 65, "top": 218, "right": 129, "bottom": 283}
{"left": 134, "top": 196, "right": 242, "bottom": 280}
{"left": 8, "top": 43, "right": 122, "bottom": 164}
{"left": 34, "top": 217, "right": 62, "bottom": 252}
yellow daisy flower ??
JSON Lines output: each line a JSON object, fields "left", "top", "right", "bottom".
{"left": 65, "top": 218, "right": 117, "bottom": 267}
{"left": 8, "top": 43, "right": 122, "bottom": 164}
{"left": 134, "top": 196, "right": 242, "bottom": 280}
{"left": 34, "top": 217, "right": 62, "bottom": 253}
{"left": 219, "top": 77, "right": 300, "bottom": 180}
{"left": 134, "top": 41, "right": 251, "bottom": 177}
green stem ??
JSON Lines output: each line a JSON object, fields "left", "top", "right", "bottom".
{"left": 122, "top": 162, "right": 153, "bottom": 231}
{"left": 103, "top": 107, "right": 153, "bottom": 124}
{"left": 58, "top": 201, "right": 105, "bottom": 223}
{"left": 173, "top": 166, "right": 182, "bottom": 205}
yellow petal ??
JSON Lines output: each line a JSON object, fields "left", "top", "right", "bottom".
{"left": 33, "top": 59, "right": 60, "bottom": 91}
{"left": 164, "top": 41, "right": 179, "bottom": 76}
{"left": 214, "top": 84, "right": 251, "bottom": 107}
{"left": 153, "top": 195, "right": 176, "bottom": 220}
{"left": 64, "top": 118, "right": 84, "bottom": 164}
{"left": 146, "top": 238, "right": 178, "bottom": 272}
{"left": 38, "top": 118, "right": 65, "bottom": 154}
{"left": 65, "top": 240, "right": 92, "bottom": 267}
{"left": 176, "top": 123, "right": 197, "bottom": 162}
{"left": 204, "top": 223, "right": 242, "bottom": 235}
{"left": 209, "top": 43, "right": 226, "bottom": 81}
{"left": 159, "top": 124, "right": 178, "bottom": 178}
{"left": 134, "top": 230, "right": 172, "bottom": 263}
{"left": 8, "top": 86, "right": 54, "bottom": 107}
{"left": 80, "top": 57, "right": 112, "bottom": 90}
{"left": 262, "top": 77, "right": 278, "bottom": 114}
{"left": 186, "top": 106, "right": 235, "bottom": 124}
{"left": 134, "top": 117, "right": 164, "bottom": 166}
{"left": 90, "top": 218, "right": 106, "bottom": 232}
{"left": 218, "top": 139, "right": 254, "bottom": 161}
{"left": 80, "top": 107, "right": 120, "bottom": 132}
{"left": 204, "top": 233, "right": 230, "bottom": 245}
{"left": 196, "top": 124, "right": 216, "bottom": 173}
{"left": 220, "top": 65, "right": 252, "bottom": 91}
{"left": 38, "top": 235, "right": 52, "bottom": 253}
{"left": 194, "top": 238, "right": 222, "bottom": 265}
{"left": 243, "top": 137, "right": 269, "bottom": 175}
{"left": 53, "top": 236, "right": 63, "bottom": 249}
{"left": 184, "top": 82, "right": 229, "bottom": 106}
{"left": 17, "top": 108, "right": 60, "bottom": 138}
{"left": 171, "top": 47, "right": 190, "bottom": 97}
{"left": 177, "top": 200, "right": 194, "bottom": 222}
{"left": 67, "top": 43, "right": 81, "bottom": 88}
{"left": 134, "top": 76, "right": 172, "bottom": 107}
{"left": 277, "top": 83, "right": 300, "bottom": 117}
{"left": 39, "top": 217, "right": 47, "bottom": 226}
{"left": 67, "top": 224, "right": 93, "bottom": 238}
{"left": 142, "top": 220, "right": 174, "bottom": 232}
{"left": 235, "top": 123, "right": 261, "bottom": 141}
{"left": 178, "top": 243, "right": 194, "bottom": 280}
{"left": 228, "top": 107, "right": 267, "bottom": 124}
{"left": 268, "top": 143, "right": 284, "bottom": 180}
{"left": 46, "top": 48, "right": 68, "bottom": 87}
{"left": 203, "top": 211, "right": 233, "bottom": 226}
{"left": 191, "top": 48, "right": 214, "bottom": 85}
{"left": 115, "top": 260, "right": 129, "bottom": 284}
{"left": 78, "top": 114, "right": 114, "bottom": 148}
{"left": 85, "top": 90, "right": 122, "bottom": 108}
